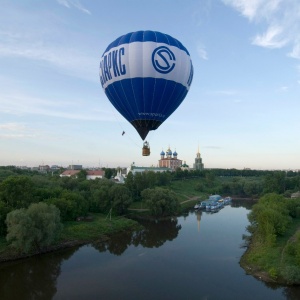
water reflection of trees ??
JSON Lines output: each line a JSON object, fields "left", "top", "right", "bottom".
{"left": 92, "top": 218, "right": 181, "bottom": 256}
{"left": 0, "top": 247, "right": 78, "bottom": 300}
{"left": 283, "top": 286, "right": 300, "bottom": 300}
{"left": 231, "top": 199, "right": 256, "bottom": 210}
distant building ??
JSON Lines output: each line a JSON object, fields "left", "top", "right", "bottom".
{"left": 51, "top": 165, "right": 61, "bottom": 170}
{"left": 181, "top": 161, "right": 189, "bottom": 171}
{"left": 60, "top": 170, "right": 80, "bottom": 178}
{"left": 193, "top": 146, "right": 204, "bottom": 170}
{"left": 127, "top": 163, "right": 170, "bottom": 175}
{"left": 60, "top": 169, "right": 105, "bottom": 180}
{"left": 114, "top": 170, "right": 125, "bottom": 183}
{"left": 39, "top": 165, "right": 50, "bottom": 173}
{"left": 158, "top": 147, "right": 182, "bottom": 170}
{"left": 68, "top": 165, "right": 82, "bottom": 170}
{"left": 291, "top": 191, "right": 300, "bottom": 199}
{"left": 86, "top": 170, "right": 105, "bottom": 180}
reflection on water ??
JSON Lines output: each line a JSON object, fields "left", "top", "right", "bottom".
{"left": 0, "top": 200, "right": 300, "bottom": 300}
{"left": 0, "top": 247, "right": 78, "bottom": 299}
{"left": 92, "top": 217, "right": 182, "bottom": 256}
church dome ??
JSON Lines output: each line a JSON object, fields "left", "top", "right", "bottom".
{"left": 173, "top": 151, "right": 178, "bottom": 156}
{"left": 160, "top": 150, "right": 165, "bottom": 156}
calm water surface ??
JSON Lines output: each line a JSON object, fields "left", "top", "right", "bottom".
{"left": 1, "top": 201, "right": 300, "bottom": 300}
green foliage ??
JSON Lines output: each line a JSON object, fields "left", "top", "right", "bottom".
{"left": 125, "top": 171, "right": 171, "bottom": 201}
{"left": 280, "top": 265, "right": 300, "bottom": 285}
{"left": 283, "top": 198, "right": 300, "bottom": 218}
{"left": 268, "top": 267, "right": 278, "bottom": 280}
{"left": 248, "top": 193, "right": 292, "bottom": 246}
{"left": 77, "top": 170, "right": 88, "bottom": 181}
{"left": 141, "top": 187, "right": 179, "bottom": 217}
{"left": 243, "top": 193, "right": 300, "bottom": 285}
{"left": 263, "top": 172, "right": 286, "bottom": 194}
{"left": 102, "top": 168, "right": 116, "bottom": 179}
{"left": 110, "top": 185, "right": 132, "bottom": 215}
{"left": 243, "top": 181, "right": 263, "bottom": 197}
{"left": 60, "top": 213, "right": 138, "bottom": 241}
{"left": 46, "top": 191, "right": 88, "bottom": 221}
{"left": 0, "top": 175, "right": 36, "bottom": 209}
{"left": 0, "top": 166, "right": 39, "bottom": 182}
{"left": 89, "top": 179, "right": 114, "bottom": 213}
{"left": 6, "top": 202, "right": 62, "bottom": 253}
{"left": 0, "top": 201, "right": 11, "bottom": 235}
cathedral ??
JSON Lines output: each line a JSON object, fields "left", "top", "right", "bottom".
{"left": 158, "top": 147, "right": 182, "bottom": 170}
{"left": 158, "top": 146, "right": 204, "bottom": 171}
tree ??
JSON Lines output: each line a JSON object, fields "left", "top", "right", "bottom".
{"left": 103, "top": 168, "right": 115, "bottom": 179}
{"left": 141, "top": 187, "right": 179, "bottom": 217}
{"left": 242, "top": 181, "right": 262, "bottom": 198}
{"left": 6, "top": 202, "right": 63, "bottom": 253}
{"left": 90, "top": 184, "right": 112, "bottom": 213}
{"left": 0, "top": 175, "right": 36, "bottom": 209}
{"left": 0, "top": 200, "right": 11, "bottom": 235}
{"left": 46, "top": 190, "right": 88, "bottom": 221}
{"left": 247, "top": 193, "right": 292, "bottom": 246}
{"left": 205, "top": 171, "right": 215, "bottom": 187}
{"left": 110, "top": 185, "right": 132, "bottom": 215}
{"left": 263, "top": 172, "right": 286, "bottom": 194}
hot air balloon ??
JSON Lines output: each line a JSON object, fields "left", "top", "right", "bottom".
{"left": 99, "top": 30, "right": 193, "bottom": 155}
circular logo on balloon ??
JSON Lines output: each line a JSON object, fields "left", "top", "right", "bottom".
{"left": 152, "top": 46, "right": 176, "bottom": 74}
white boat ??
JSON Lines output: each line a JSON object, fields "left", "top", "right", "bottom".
{"left": 224, "top": 197, "right": 232, "bottom": 205}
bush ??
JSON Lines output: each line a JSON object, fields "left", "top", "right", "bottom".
{"left": 6, "top": 202, "right": 63, "bottom": 253}
{"left": 268, "top": 267, "right": 278, "bottom": 280}
{"left": 281, "top": 265, "right": 300, "bottom": 285}
{"left": 141, "top": 187, "right": 179, "bottom": 217}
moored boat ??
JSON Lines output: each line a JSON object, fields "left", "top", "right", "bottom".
{"left": 224, "top": 196, "right": 232, "bottom": 205}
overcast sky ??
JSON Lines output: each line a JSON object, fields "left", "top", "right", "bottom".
{"left": 0, "top": 0, "right": 299, "bottom": 170}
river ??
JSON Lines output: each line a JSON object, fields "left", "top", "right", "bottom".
{"left": 1, "top": 200, "right": 300, "bottom": 300}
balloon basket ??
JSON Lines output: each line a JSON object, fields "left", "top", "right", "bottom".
{"left": 142, "top": 141, "right": 150, "bottom": 156}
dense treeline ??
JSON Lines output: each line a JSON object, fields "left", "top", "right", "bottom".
{"left": 0, "top": 167, "right": 175, "bottom": 238}
{"left": 172, "top": 167, "right": 300, "bottom": 179}
{"left": 0, "top": 175, "right": 131, "bottom": 235}
{"left": 174, "top": 169, "right": 300, "bottom": 199}
{"left": 0, "top": 166, "right": 300, "bottom": 254}
{"left": 242, "top": 193, "right": 300, "bottom": 284}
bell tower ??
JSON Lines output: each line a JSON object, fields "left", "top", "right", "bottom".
{"left": 193, "top": 145, "right": 204, "bottom": 170}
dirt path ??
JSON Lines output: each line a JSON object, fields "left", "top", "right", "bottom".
{"left": 180, "top": 196, "right": 199, "bottom": 204}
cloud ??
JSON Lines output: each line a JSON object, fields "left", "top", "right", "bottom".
{"left": 0, "top": 134, "right": 38, "bottom": 139}
{"left": 0, "top": 122, "right": 39, "bottom": 139}
{"left": 222, "top": 0, "right": 300, "bottom": 59}
{"left": 0, "top": 123, "right": 26, "bottom": 131}
{"left": 206, "top": 90, "right": 238, "bottom": 96}
{"left": 0, "top": 5, "right": 97, "bottom": 82}
{"left": 0, "top": 34, "right": 98, "bottom": 82}
{"left": 197, "top": 45, "right": 208, "bottom": 60}
{"left": 253, "top": 25, "right": 288, "bottom": 48}
{"left": 0, "top": 92, "right": 116, "bottom": 122}
{"left": 279, "top": 86, "right": 289, "bottom": 91}
{"left": 57, "top": 0, "right": 91, "bottom": 14}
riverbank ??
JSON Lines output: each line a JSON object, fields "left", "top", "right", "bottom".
{"left": 0, "top": 214, "right": 141, "bottom": 263}
{"left": 239, "top": 218, "right": 300, "bottom": 285}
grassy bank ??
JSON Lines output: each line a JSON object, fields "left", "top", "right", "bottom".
{"left": 240, "top": 216, "right": 300, "bottom": 285}
{"left": 0, "top": 213, "right": 140, "bottom": 262}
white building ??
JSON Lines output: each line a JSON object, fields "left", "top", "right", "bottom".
{"left": 127, "top": 163, "right": 170, "bottom": 175}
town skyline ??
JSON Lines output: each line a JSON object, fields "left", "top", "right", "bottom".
{"left": 1, "top": 1, "right": 300, "bottom": 170}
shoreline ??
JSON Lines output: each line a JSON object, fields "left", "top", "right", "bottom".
{"left": 0, "top": 236, "right": 110, "bottom": 264}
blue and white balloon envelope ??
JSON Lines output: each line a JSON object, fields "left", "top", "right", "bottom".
{"left": 100, "top": 30, "right": 193, "bottom": 140}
